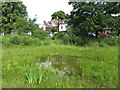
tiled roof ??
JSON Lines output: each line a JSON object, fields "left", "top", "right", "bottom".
{"left": 51, "top": 19, "right": 59, "bottom": 24}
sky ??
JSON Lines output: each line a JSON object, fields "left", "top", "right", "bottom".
{"left": 21, "top": 0, "right": 73, "bottom": 26}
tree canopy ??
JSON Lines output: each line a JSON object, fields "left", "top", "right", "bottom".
{"left": 51, "top": 10, "right": 66, "bottom": 20}
{"left": 2, "top": 2, "right": 28, "bottom": 34}
{"left": 68, "top": 2, "right": 120, "bottom": 36}
{"left": 2, "top": 2, "right": 39, "bottom": 34}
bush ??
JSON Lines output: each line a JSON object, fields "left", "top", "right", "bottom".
{"left": 55, "top": 32, "right": 66, "bottom": 40}
{"left": 10, "top": 35, "right": 20, "bottom": 45}
{"left": 63, "top": 35, "right": 90, "bottom": 46}
{"left": 62, "top": 34, "right": 118, "bottom": 47}
{"left": 33, "top": 29, "right": 48, "bottom": 40}
{"left": 103, "top": 38, "right": 118, "bottom": 46}
{"left": 2, "top": 35, "right": 13, "bottom": 46}
{"left": 62, "top": 35, "right": 72, "bottom": 44}
{"left": 8, "top": 34, "right": 42, "bottom": 46}
{"left": 99, "top": 41, "right": 107, "bottom": 47}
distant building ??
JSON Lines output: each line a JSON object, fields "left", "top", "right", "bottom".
{"left": 59, "top": 23, "right": 67, "bottom": 32}
{"left": 41, "top": 19, "right": 68, "bottom": 35}
{"left": 0, "top": 33, "right": 4, "bottom": 36}
{"left": 103, "top": 27, "right": 112, "bottom": 34}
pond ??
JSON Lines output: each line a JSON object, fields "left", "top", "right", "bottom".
{"left": 36, "top": 56, "right": 82, "bottom": 76}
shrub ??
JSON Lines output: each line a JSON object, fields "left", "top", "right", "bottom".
{"left": 2, "top": 35, "right": 12, "bottom": 46}
{"left": 33, "top": 29, "right": 48, "bottom": 40}
{"left": 62, "top": 35, "right": 72, "bottom": 45}
{"left": 103, "top": 38, "right": 118, "bottom": 46}
{"left": 63, "top": 35, "right": 90, "bottom": 46}
{"left": 10, "top": 35, "right": 20, "bottom": 45}
{"left": 99, "top": 41, "right": 107, "bottom": 47}
{"left": 20, "top": 36, "right": 31, "bottom": 45}
{"left": 9, "top": 34, "right": 42, "bottom": 46}
{"left": 55, "top": 32, "right": 66, "bottom": 40}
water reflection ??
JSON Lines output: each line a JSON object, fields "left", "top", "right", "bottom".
{"left": 36, "top": 56, "right": 82, "bottom": 76}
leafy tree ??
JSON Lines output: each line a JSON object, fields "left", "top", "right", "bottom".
{"left": 51, "top": 10, "right": 66, "bottom": 20}
{"left": 27, "top": 18, "right": 39, "bottom": 33}
{"left": 2, "top": 2, "right": 28, "bottom": 34}
{"left": 68, "top": 2, "right": 120, "bottom": 37}
{"left": 13, "top": 17, "right": 39, "bottom": 35}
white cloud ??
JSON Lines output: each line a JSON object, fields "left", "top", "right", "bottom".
{"left": 21, "top": 0, "right": 73, "bottom": 25}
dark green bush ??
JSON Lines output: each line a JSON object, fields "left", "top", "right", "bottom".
{"left": 63, "top": 35, "right": 90, "bottom": 46}
{"left": 62, "top": 35, "right": 73, "bottom": 45}
{"left": 103, "top": 38, "right": 118, "bottom": 46}
{"left": 33, "top": 29, "right": 48, "bottom": 40}
{"left": 55, "top": 32, "right": 66, "bottom": 40}
{"left": 62, "top": 34, "right": 118, "bottom": 47}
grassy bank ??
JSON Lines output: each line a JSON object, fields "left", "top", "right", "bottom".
{"left": 2, "top": 44, "right": 118, "bottom": 88}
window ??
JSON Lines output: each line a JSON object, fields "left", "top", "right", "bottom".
{"left": 65, "top": 25, "right": 67, "bottom": 29}
{"left": 61, "top": 26, "right": 63, "bottom": 29}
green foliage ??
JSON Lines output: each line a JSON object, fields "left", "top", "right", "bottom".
{"left": 102, "top": 38, "right": 118, "bottom": 46}
{"left": 48, "top": 26, "right": 56, "bottom": 33}
{"left": 51, "top": 10, "right": 66, "bottom": 20}
{"left": 10, "top": 35, "right": 20, "bottom": 45}
{"left": 68, "top": 2, "right": 119, "bottom": 36}
{"left": 3, "top": 34, "right": 41, "bottom": 46}
{"left": 2, "top": 2, "right": 39, "bottom": 34}
{"left": 26, "top": 68, "right": 42, "bottom": 84}
{"left": 61, "top": 33, "right": 118, "bottom": 47}
{"left": 55, "top": 32, "right": 65, "bottom": 39}
{"left": 2, "top": 2, "right": 28, "bottom": 34}
{"left": 33, "top": 29, "right": 48, "bottom": 40}
{"left": 26, "top": 67, "right": 57, "bottom": 85}
{"left": 2, "top": 45, "right": 118, "bottom": 88}
{"left": 62, "top": 34, "right": 81, "bottom": 45}
{"left": 14, "top": 17, "right": 39, "bottom": 35}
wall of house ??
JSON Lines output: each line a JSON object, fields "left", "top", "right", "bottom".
{"left": 0, "top": 33, "right": 4, "bottom": 36}
{"left": 51, "top": 22, "right": 57, "bottom": 27}
{"left": 59, "top": 24, "right": 67, "bottom": 32}
{"left": 42, "top": 24, "right": 47, "bottom": 30}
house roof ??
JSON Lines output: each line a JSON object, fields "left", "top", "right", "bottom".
{"left": 51, "top": 19, "right": 59, "bottom": 24}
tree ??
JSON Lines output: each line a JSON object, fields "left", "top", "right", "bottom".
{"left": 2, "top": 2, "right": 28, "bottom": 34}
{"left": 68, "top": 2, "right": 120, "bottom": 37}
{"left": 51, "top": 10, "right": 66, "bottom": 20}
{"left": 13, "top": 17, "right": 39, "bottom": 35}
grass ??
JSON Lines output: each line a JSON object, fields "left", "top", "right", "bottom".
{"left": 2, "top": 44, "right": 118, "bottom": 88}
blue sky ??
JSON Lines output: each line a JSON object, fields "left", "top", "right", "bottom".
{"left": 21, "top": 0, "right": 73, "bottom": 26}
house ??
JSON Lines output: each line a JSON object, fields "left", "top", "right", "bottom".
{"left": 42, "top": 21, "right": 47, "bottom": 31}
{"left": 51, "top": 19, "right": 59, "bottom": 27}
{"left": 24, "top": 31, "right": 32, "bottom": 36}
{"left": 41, "top": 19, "right": 68, "bottom": 36}
{"left": 0, "top": 33, "right": 4, "bottom": 36}
{"left": 59, "top": 23, "right": 67, "bottom": 32}
{"left": 103, "top": 27, "right": 112, "bottom": 34}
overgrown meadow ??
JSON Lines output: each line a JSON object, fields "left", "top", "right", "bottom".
{"left": 1, "top": 1, "right": 119, "bottom": 88}
{"left": 1, "top": 34, "right": 118, "bottom": 88}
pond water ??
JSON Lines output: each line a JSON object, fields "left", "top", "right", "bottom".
{"left": 36, "top": 56, "right": 82, "bottom": 76}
